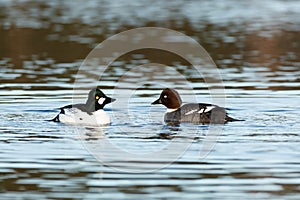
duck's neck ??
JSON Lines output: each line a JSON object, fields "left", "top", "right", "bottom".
{"left": 85, "top": 101, "right": 103, "bottom": 112}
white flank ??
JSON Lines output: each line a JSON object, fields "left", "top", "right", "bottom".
{"left": 59, "top": 108, "right": 110, "bottom": 126}
{"left": 98, "top": 97, "right": 106, "bottom": 105}
{"left": 58, "top": 108, "right": 78, "bottom": 124}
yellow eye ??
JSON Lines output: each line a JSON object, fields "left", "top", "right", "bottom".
{"left": 95, "top": 96, "right": 100, "bottom": 100}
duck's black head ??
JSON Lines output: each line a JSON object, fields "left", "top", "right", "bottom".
{"left": 151, "top": 88, "right": 182, "bottom": 109}
{"left": 86, "top": 88, "right": 116, "bottom": 111}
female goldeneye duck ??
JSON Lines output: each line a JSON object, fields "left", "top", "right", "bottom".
{"left": 152, "top": 88, "right": 240, "bottom": 124}
{"left": 52, "top": 88, "right": 115, "bottom": 126}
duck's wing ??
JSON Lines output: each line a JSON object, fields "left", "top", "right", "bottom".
{"left": 51, "top": 104, "right": 89, "bottom": 122}
{"left": 180, "top": 103, "right": 218, "bottom": 115}
{"left": 170, "top": 103, "right": 226, "bottom": 124}
{"left": 59, "top": 104, "right": 91, "bottom": 114}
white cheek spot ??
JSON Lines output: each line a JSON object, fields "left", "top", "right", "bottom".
{"left": 98, "top": 97, "right": 106, "bottom": 105}
{"left": 164, "top": 95, "right": 167, "bottom": 98}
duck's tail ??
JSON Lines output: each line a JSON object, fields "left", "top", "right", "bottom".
{"left": 46, "top": 115, "right": 60, "bottom": 122}
{"left": 225, "top": 115, "right": 244, "bottom": 122}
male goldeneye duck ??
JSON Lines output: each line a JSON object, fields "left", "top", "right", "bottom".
{"left": 52, "top": 88, "right": 115, "bottom": 126}
{"left": 152, "top": 88, "right": 240, "bottom": 124}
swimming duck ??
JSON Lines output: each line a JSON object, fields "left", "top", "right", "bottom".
{"left": 52, "top": 88, "right": 115, "bottom": 126}
{"left": 152, "top": 88, "right": 240, "bottom": 124}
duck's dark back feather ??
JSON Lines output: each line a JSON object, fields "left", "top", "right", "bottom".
{"left": 164, "top": 103, "right": 233, "bottom": 124}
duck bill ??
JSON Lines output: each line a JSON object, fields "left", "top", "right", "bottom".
{"left": 151, "top": 98, "right": 162, "bottom": 105}
{"left": 106, "top": 97, "right": 116, "bottom": 104}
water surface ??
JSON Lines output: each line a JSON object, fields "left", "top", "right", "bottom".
{"left": 1, "top": 1, "right": 300, "bottom": 199}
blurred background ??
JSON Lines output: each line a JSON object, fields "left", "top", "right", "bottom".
{"left": 1, "top": 0, "right": 300, "bottom": 92}
{"left": 1, "top": 0, "right": 300, "bottom": 199}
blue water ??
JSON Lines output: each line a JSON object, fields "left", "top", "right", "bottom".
{"left": 1, "top": 0, "right": 300, "bottom": 199}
